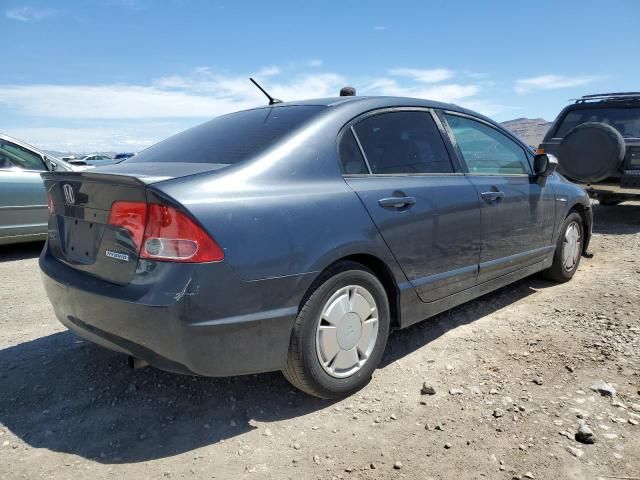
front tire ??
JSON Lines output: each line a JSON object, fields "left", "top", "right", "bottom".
{"left": 282, "top": 261, "right": 390, "bottom": 399}
{"left": 540, "top": 212, "right": 584, "bottom": 283}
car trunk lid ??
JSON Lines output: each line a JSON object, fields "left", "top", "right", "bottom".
{"left": 43, "top": 170, "right": 152, "bottom": 285}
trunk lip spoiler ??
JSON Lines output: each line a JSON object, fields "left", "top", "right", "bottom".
{"left": 41, "top": 170, "right": 153, "bottom": 187}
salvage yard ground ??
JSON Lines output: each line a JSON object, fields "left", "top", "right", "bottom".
{"left": 1, "top": 202, "right": 639, "bottom": 480}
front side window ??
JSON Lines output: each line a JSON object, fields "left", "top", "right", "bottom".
{"left": 0, "top": 140, "right": 46, "bottom": 171}
{"left": 353, "top": 111, "right": 453, "bottom": 174}
{"left": 444, "top": 114, "right": 529, "bottom": 175}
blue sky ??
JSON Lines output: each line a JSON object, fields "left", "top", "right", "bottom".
{"left": 1, "top": 0, "right": 638, "bottom": 152}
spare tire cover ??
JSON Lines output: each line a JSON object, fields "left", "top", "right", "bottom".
{"left": 559, "top": 122, "right": 625, "bottom": 183}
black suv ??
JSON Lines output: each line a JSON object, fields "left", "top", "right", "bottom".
{"left": 539, "top": 92, "right": 640, "bottom": 205}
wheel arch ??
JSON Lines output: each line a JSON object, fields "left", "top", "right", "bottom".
{"left": 299, "top": 253, "right": 402, "bottom": 331}
{"left": 567, "top": 201, "right": 592, "bottom": 253}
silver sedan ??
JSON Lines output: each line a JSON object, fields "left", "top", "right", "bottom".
{"left": 0, "top": 134, "right": 77, "bottom": 245}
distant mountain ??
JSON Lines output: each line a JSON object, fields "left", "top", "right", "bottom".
{"left": 501, "top": 118, "right": 553, "bottom": 147}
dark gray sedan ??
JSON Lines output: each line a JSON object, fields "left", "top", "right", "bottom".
{"left": 40, "top": 96, "right": 592, "bottom": 398}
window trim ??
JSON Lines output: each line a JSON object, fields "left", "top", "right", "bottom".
{"left": 337, "top": 107, "right": 463, "bottom": 177}
{"left": 349, "top": 125, "right": 373, "bottom": 174}
{"left": 438, "top": 110, "right": 534, "bottom": 176}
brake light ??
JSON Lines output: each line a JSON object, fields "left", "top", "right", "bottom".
{"left": 107, "top": 201, "right": 224, "bottom": 263}
{"left": 108, "top": 201, "right": 148, "bottom": 251}
{"left": 47, "top": 192, "right": 55, "bottom": 215}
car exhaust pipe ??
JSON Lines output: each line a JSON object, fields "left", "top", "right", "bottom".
{"left": 127, "top": 356, "right": 149, "bottom": 370}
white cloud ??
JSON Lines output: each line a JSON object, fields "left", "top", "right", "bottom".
{"left": 4, "top": 123, "right": 186, "bottom": 153}
{"left": 6, "top": 6, "right": 55, "bottom": 21}
{"left": 0, "top": 84, "right": 249, "bottom": 119}
{"left": 515, "top": 74, "right": 598, "bottom": 94}
{"left": 307, "top": 59, "right": 323, "bottom": 68}
{"left": 364, "top": 77, "right": 479, "bottom": 103}
{"left": 388, "top": 68, "right": 454, "bottom": 84}
{"left": 0, "top": 65, "right": 506, "bottom": 150}
{"left": 373, "top": 26, "right": 386, "bottom": 30}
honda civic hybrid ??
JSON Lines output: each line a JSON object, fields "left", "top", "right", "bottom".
{"left": 40, "top": 96, "right": 592, "bottom": 398}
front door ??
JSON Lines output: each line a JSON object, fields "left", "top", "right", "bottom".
{"left": 442, "top": 113, "right": 556, "bottom": 283}
{"left": 340, "top": 110, "right": 482, "bottom": 303}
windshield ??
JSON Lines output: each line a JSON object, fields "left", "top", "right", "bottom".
{"left": 127, "top": 105, "right": 326, "bottom": 165}
{"left": 554, "top": 107, "right": 640, "bottom": 138}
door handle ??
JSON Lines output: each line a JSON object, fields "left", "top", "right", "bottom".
{"left": 378, "top": 196, "right": 416, "bottom": 209}
{"left": 481, "top": 191, "right": 505, "bottom": 202}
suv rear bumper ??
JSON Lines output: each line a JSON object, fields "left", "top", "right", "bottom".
{"left": 39, "top": 248, "right": 312, "bottom": 377}
{"left": 575, "top": 181, "right": 640, "bottom": 198}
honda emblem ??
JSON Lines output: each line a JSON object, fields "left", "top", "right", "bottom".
{"left": 62, "top": 184, "right": 75, "bottom": 204}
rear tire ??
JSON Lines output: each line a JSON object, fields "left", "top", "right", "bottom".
{"left": 282, "top": 261, "right": 390, "bottom": 399}
{"left": 540, "top": 212, "right": 584, "bottom": 283}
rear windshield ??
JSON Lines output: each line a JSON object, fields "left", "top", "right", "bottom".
{"left": 127, "top": 105, "right": 326, "bottom": 164}
{"left": 554, "top": 107, "right": 640, "bottom": 138}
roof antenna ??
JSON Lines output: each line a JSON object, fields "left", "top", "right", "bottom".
{"left": 249, "top": 77, "right": 283, "bottom": 105}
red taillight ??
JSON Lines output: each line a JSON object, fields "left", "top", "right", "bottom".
{"left": 47, "top": 192, "right": 55, "bottom": 215}
{"left": 142, "top": 204, "right": 224, "bottom": 262}
{"left": 107, "top": 201, "right": 224, "bottom": 263}
{"left": 108, "top": 201, "right": 148, "bottom": 252}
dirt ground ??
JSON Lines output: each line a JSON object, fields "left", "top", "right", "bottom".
{"left": 1, "top": 202, "right": 638, "bottom": 480}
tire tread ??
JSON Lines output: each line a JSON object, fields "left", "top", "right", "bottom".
{"left": 282, "top": 261, "right": 387, "bottom": 399}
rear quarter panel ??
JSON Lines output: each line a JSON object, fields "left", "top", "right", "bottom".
{"left": 151, "top": 131, "right": 406, "bottom": 284}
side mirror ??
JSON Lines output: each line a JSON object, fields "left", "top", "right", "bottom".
{"left": 533, "top": 153, "right": 558, "bottom": 177}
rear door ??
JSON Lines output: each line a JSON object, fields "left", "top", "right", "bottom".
{"left": 0, "top": 138, "right": 49, "bottom": 239}
{"left": 441, "top": 112, "right": 556, "bottom": 283}
{"left": 341, "top": 109, "right": 481, "bottom": 303}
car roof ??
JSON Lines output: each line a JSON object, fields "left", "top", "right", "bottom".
{"left": 237, "top": 95, "right": 498, "bottom": 128}
{"left": 266, "top": 95, "right": 462, "bottom": 111}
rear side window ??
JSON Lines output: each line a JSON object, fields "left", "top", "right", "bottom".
{"left": 128, "top": 105, "right": 326, "bottom": 165}
{"left": 339, "top": 129, "right": 368, "bottom": 174}
{"left": 353, "top": 111, "right": 453, "bottom": 174}
{"left": 444, "top": 114, "right": 530, "bottom": 175}
{"left": 554, "top": 107, "right": 640, "bottom": 138}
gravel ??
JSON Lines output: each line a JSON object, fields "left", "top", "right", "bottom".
{"left": 1, "top": 202, "right": 639, "bottom": 479}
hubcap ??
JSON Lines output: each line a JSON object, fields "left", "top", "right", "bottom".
{"left": 562, "top": 221, "right": 582, "bottom": 272}
{"left": 315, "top": 285, "right": 379, "bottom": 378}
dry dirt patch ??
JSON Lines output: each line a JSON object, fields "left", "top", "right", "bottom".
{"left": 1, "top": 202, "right": 638, "bottom": 479}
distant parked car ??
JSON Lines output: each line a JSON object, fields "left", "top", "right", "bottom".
{"left": 539, "top": 92, "right": 640, "bottom": 205}
{"left": 0, "top": 133, "right": 76, "bottom": 245}
{"left": 69, "top": 154, "right": 121, "bottom": 168}
{"left": 113, "top": 152, "right": 135, "bottom": 160}
{"left": 41, "top": 96, "right": 592, "bottom": 398}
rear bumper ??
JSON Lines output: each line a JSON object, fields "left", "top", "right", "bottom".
{"left": 40, "top": 248, "right": 314, "bottom": 377}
